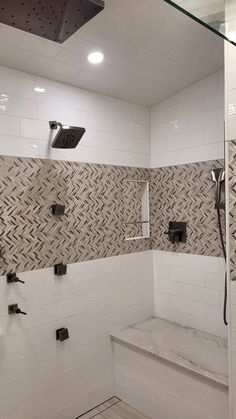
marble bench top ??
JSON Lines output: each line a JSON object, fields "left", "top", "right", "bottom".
{"left": 111, "top": 317, "right": 228, "bottom": 388}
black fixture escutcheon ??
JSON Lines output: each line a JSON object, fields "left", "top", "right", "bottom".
{"left": 56, "top": 327, "right": 69, "bottom": 342}
{"left": 51, "top": 204, "right": 65, "bottom": 216}
{"left": 7, "top": 273, "right": 25, "bottom": 284}
{"left": 8, "top": 304, "right": 27, "bottom": 315}
{"left": 54, "top": 263, "right": 67, "bottom": 276}
{"left": 165, "top": 222, "right": 187, "bottom": 245}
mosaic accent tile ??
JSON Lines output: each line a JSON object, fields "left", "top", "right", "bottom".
{"left": 0, "top": 155, "right": 223, "bottom": 275}
{"left": 150, "top": 159, "right": 225, "bottom": 257}
{"left": 228, "top": 140, "right": 236, "bottom": 281}
{"left": 0, "top": 156, "right": 151, "bottom": 275}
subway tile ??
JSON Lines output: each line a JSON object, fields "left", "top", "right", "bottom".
{"left": 157, "top": 278, "right": 181, "bottom": 296}
{"left": 20, "top": 118, "right": 50, "bottom": 140}
{"left": 0, "top": 135, "right": 39, "bottom": 158}
{"left": 151, "top": 71, "right": 224, "bottom": 168}
{"left": 0, "top": 114, "right": 20, "bottom": 136}
{"left": 153, "top": 251, "right": 225, "bottom": 337}
{"left": 156, "top": 292, "right": 171, "bottom": 308}
{"left": 181, "top": 284, "right": 220, "bottom": 306}
{"left": 0, "top": 71, "right": 19, "bottom": 96}
{"left": 0, "top": 95, "right": 36, "bottom": 118}
{"left": 169, "top": 266, "right": 206, "bottom": 287}
{"left": 0, "top": 250, "right": 154, "bottom": 417}
{"left": 171, "top": 296, "right": 206, "bottom": 318}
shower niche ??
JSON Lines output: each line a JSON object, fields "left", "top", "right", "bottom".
{"left": 124, "top": 180, "right": 150, "bottom": 240}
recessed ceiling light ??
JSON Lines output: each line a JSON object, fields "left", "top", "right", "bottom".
{"left": 34, "top": 86, "right": 46, "bottom": 93}
{"left": 87, "top": 51, "right": 104, "bottom": 64}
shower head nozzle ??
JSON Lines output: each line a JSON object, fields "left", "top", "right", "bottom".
{"left": 49, "top": 121, "right": 86, "bottom": 149}
{"left": 0, "top": 0, "right": 105, "bottom": 44}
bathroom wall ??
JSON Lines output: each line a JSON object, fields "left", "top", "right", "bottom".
{"left": 151, "top": 70, "right": 224, "bottom": 168}
{"left": 0, "top": 64, "right": 153, "bottom": 418}
{"left": 0, "top": 61, "right": 227, "bottom": 418}
{"left": 150, "top": 159, "right": 224, "bottom": 257}
{"left": 0, "top": 64, "right": 150, "bottom": 167}
{"left": 150, "top": 70, "right": 226, "bottom": 337}
{"left": 225, "top": 41, "right": 236, "bottom": 419}
{"left": 153, "top": 251, "right": 226, "bottom": 338}
{"left": 0, "top": 252, "right": 153, "bottom": 419}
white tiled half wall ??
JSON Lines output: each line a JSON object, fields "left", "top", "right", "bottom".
{"left": 114, "top": 341, "right": 229, "bottom": 419}
{"left": 153, "top": 250, "right": 227, "bottom": 338}
{"left": 0, "top": 251, "right": 153, "bottom": 419}
{"left": 151, "top": 70, "right": 224, "bottom": 168}
{"left": 0, "top": 64, "right": 150, "bottom": 167}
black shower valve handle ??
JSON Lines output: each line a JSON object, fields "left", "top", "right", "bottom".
{"left": 13, "top": 277, "right": 25, "bottom": 284}
{"left": 8, "top": 304, "right": 27, "bottom": 315}
{"left": 15, "top": 308, "right": 27, "bottom": 315}
{"left": 7, "top": 273, "right": 25, "bottom": 284}
{"left": 16, "top": 278, "right": 25, "bottom": 284}
{"left": 165, "top": 222, "right": 187, "bottom": 245}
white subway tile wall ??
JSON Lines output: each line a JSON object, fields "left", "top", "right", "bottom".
{"left": 114, "top": 342, "right": 229, "bottom": 419}
{"left": 0, "top": 251, "right": 154, "bottom": 419}
{"left": 153, "top": 250, "right": 227, "bottom": 338}
{"left": 151, "top": 70, "right": 224, "bottom": 168}
{"left": 0, "top": 65, "right": 150, "bottom": 168}
{"left": 0, "top": 60, "right": 227, "bottom": 419}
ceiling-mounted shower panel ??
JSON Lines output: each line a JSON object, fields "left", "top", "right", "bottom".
{"left": 0, "top": 0, "right": 105, "bottom": 43}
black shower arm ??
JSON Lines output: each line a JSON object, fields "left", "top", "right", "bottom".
{"left": 49, "top": 121, "right": 63, "bottom": 130}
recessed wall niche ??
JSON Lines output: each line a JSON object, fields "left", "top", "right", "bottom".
{"left": 124, "top": 180, "right": 150, "bottom": 241}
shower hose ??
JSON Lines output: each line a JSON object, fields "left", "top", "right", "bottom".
{"left": 217, "top": 208, "right": 227, "bottom": 326}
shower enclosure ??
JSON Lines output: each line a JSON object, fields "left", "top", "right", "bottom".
{"left": 0, "top": 0, "right": 234, "bottom": 418}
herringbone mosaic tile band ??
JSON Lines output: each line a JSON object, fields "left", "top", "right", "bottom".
{"left": 0, "top": 156, "right": 151, "bottom": 275}
{"left": 228, "top": 140, "right": 236, "bottom": 281}
{"left": 150, "top": 159, "right": 225, "bottom": 257}
{"left": 0, "top": 155, "right": 224, "bottom": 275}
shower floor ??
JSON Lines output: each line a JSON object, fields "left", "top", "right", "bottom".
{"left": 79, "top": 398, "right": 150, "bottom": 419}
{"left": 112, "top": 317, "right": 228, "bottom": 387}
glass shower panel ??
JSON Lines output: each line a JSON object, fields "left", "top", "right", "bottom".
{"left": 164, "top": 0, "right": 236, "bottom": 45}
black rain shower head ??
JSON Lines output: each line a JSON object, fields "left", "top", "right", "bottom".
{"left": 49, "top": 121, "right": 86, "bottom": 149}
{"left": 0, "top": 0, "right": 105, "bottom": 43}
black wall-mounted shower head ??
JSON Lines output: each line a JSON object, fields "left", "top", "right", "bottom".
{"left": 0, "top": 0, "right": 105, "bottom": 43}
{"left": 49, "top": 121, "right": 86, "bottom": 149}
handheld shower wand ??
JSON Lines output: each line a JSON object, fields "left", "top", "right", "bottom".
{"left": 211, "top": 168, "right": 225, "bottom": 209}
{"left": 211, "top": 168, "right": 227, "bottom": 326}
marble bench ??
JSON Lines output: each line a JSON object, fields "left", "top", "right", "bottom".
{"left": 111, "top": 318, "right": 229, "bottom": 419}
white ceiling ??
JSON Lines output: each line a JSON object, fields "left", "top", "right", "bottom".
{"left": 0, "top": 0, "right": 224, "bottom": 107}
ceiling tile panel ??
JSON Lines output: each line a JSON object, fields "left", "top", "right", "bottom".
{"left": 0, "top": 0, "right": 223, "bottom": 106}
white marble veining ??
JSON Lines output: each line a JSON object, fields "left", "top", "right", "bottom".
{"left": 112, "top": 317, "right": 228, "bottom": 387}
